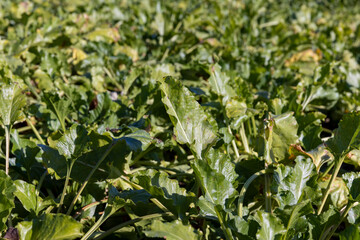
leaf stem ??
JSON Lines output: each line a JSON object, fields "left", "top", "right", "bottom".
{"left": 264, "top": 172, "right": 272, "bottom": 213}
{"left": 66, "top": 142, "right": 116, "bottom": 215}
{"left": 321, "top": 202, "right": 358, "bottom": 240}
{"left": 57, "top": 162, "right": 73, "bottom": 213}
{"left": 317, "top": 156, "right": 345, "bottom": 215}
{"left": 25, "top": 118, "right": 45, "bottom": 145}
{"left": 94, "top": 212, "right": 172, "bottom": 240}
{"left": 4, "top": 125, "right": 10, "bottom": 175}
{"left": 228, "top": 125, "right": 240, "bottom": 159}
{"left": 81, "top": 206, "right": 108, "bottom": 240}
{"left": 119, "top": 176, "right": 170, "bottom": 213}
{"left": 239, "top": 122, "right": 250, "bottom": 153}
{"left": 214, "top": 206, "right": 233, "bottom": 240}
{"left": 238, "top": 169, "right": 266, "bottom": 217}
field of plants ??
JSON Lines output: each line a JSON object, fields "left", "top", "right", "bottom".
{"left": 1, "top": 0, "right": 360, "bottom": 239}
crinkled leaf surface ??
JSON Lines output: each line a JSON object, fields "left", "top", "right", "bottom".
{"left": 255, "top": 211, "right": 286, "bottom": 240}
{"left": 274, "top": 200, "right": 314, "bottom": 240}
{"left": 0, "top": 84, "right": 26, "bottom": 126}
{"left": 160, "top": 76, "right": 217, "bottom": 159}
{"left": 50, "top": 124, "right": 89, "bottom": 160}
{"left": 208, "top": 63, "right": 236, "bottom": 103}
{"left": 273, "top": 157, "right": 315, "bottom": 207}
{"left": 134, "top": 169, "right": 195, "bottom": 219}
{"left": 144, "top": 220, "right": 200, "bottom": 240}
{"left": 192, "top": 156, "right": 236, "bottom": 210}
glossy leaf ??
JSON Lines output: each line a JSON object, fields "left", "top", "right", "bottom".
{"left": 273, "top": 157, "right": 315, "bottom": 207}
{"left": 16, "top": 214, "right": 83, "bottom": 240}
{"left": 192, "top": 157, "right": 236, "bottom": 209}
{"left": 144, "top": 220, "right": 200, "bottom": 240}
{"left": 254, "top": 211, "right": 285, "bottom": 240}
{"left": 14, "top": 180, "right": 54, "bottom": 215}
{"left": 0, "top": 84, "right": 26, "bottom": 127}
{"left": 208, "top": 63, "right": 236, "bottom": 103}
{"left": 160, "top": 76, "right": 217, "bottom": 159}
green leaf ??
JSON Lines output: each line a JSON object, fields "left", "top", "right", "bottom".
{"left": 87, "top": 93, "right": 112, "bottom": 123}
{"left": 50, "top": 124, "right": 89, "bottom": 160}
{"left": 0, "top": 170, "right": 15, "bottom": 232}
{"left": 134, "top": 169, "right": 196, "bottom": 219}
{"left": 39, "top": 145, "right": 67, "bottom": 179}
{"left": 16, "top": 213, "right": 83, "bottom": 240}
{"left": 254, "top": 211, "right": 285, "bottom": 240}
{"left": 271, "top": 112, "right": 299, "bottom": 161}
{"left": 225, "top": 99, "right": 253, "bottom": 128}
{"left": 160, "top": 76, "right": 217, "bottom": 159}
{"left": 144, "top": 220, "right": 200, "bottom": 240}
{"left": 326, "top": 112, "right": 360, "bottom": 157}
{"left": 43, "top": 93, "right": 71, "bottom": 132}
{"left": 274, "top": 200, "right": 314, "bottom": 240}
{"left": 273, "top": 157, "right": 315, "bottom": 207}
{"left": 14, "top": 180, "right": 54, "bottom": 216}
{"left": 308, "top": 208, "right": 340, "bottom": 240}
{"left": 192, "top": 154, "right": 236, "bottom": 209}
{"left": 339, "top": 225, "right": 360, "bottom": 240}
{"left": 343, "top": 172, "right": 360, "bottom": 201}
{"left": 0, "top": 84, "right": 26, "bottom": 127}
{"left": 208, "top": 63, "right": 236, "bottom": 103}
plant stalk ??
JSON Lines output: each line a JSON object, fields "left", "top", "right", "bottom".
{"left": 214, "top": 207, "right": 233, "bottom": 240}
{"left": 4, "top": 126, "right": 10, "bottom": 175}
{"left": 228, "top": 125, "right": 240, "bottom": 159}
{"left": 66, "top": 142, "right": 116, "bottom": 215}
{"left": 57, "top": 162, "right": 73, "bottom": 213}
{"left": 238, "top": 169, "right": 266, "bottom": 217}
{"left": 321, "top": 202, "right": 358, "bottom": 240}
{"left": 25, "top": 118, "right": 45, "bottom": 145}
{"left": 94, "top": 212, "right": 172, "bottom": 240}
{"left": 264, "top": 172, "right": 272, "bottom": 213}
{"left": 239, "top": 122, "right": 250, "bottom": 153}
{"left": 317, "top": 156, "right": 345, "bottom": 215}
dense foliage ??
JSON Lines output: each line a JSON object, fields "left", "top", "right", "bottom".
{"left": 1, "top": 0, "right": 360, "bottom": 239}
